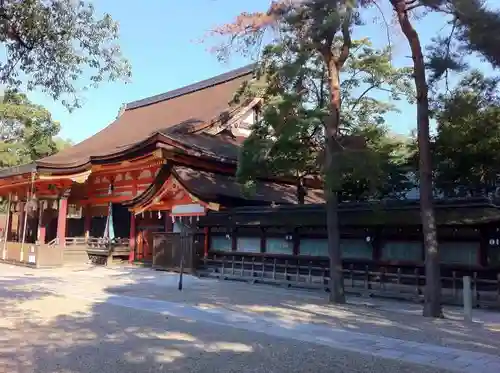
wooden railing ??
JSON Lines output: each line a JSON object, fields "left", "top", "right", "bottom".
{"left": 200, "top": 252, "right": 500, "bottom": 309}
{"left": 85, "top": 237, "right": 130, "bottom": 265}
{"left": 64, "top": 237, "right": 87, "bottom": 246}
{"left": 47, "top": 238, "right": 58, "bottom": 247}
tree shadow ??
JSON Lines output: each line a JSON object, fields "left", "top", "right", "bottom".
{"left": 0, "top": 281, "right": 267, "bottom": 373}
{"left": 1, "top": 266, "right": 499, "bottom": 373}
{"left": 102, "top": 270, "right": 500, "bottom": 355}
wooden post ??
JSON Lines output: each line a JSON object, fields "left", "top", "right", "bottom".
{"left": 129, "top": 212, "right": 136, "bottom": 263}
{"left": 204, "top": 227, "right": 209, "bottom": 257}
{"left": 6, "top": 208, "right": 13, "bottom": 241}
{"left": 2, "top": 193, "right": 12, "bottom": 260}
{"left": 293, "top": 228, "right": 299, "bottom": 255}
{"left": 21, "top": 173, "right": 36, "bottom": 258}
{"left": 17, "top": 201, "right": 25, "bottom": 242}
{"left": 463, "top": 276, "right": 472, "bottom": 322}
{"left": 20, "top": 200, "right": 29, "bottom": 261}
{"left": 84, "top": 204, "right": 92, "bottom": 241}
{"left": 37, "top": 200, "right": 46, "bottom": 244}
{"left": 57, "top": 197, "right": 68, "bottom": 246}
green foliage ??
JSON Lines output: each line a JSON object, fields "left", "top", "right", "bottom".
{"left": 431, "top": 71, "right": 500, "bottom": 197}
{"left": 423, "top": 0, "right": 500, "bottom": 83}
{"left": 53, "top": 137, "right": 73, "bottom": 152}
{"left": 338, "top": 124, "right": 414, "bottom": 201}
{"left": 235, "top": 37, "right": 414, "bottom": 201}
{"left": 0, "top": 0, "right": 131, "bottom": 110}
{"left": 0, "top": 90, "right": 60, "bottom": 168}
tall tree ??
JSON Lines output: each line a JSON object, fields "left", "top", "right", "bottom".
{"left": 387, "top": 0, "right": 500, "bottom": 318}
{"left": 432, "top": 71, "right": 500, "bottom": 197}
{"left": 0, "top": 0, "right": 131, "bottom": 109}
{"left": 235, "top": 38, "right": 413, "bottom": 202}
{"left": 0, "top": 90, "right": 60, "bottom": 168}
{"left": 212, "top": 0, "right": 375, "bottom": 303}
{"left": 388, "top": 0, "right": 441, "bottom": 318}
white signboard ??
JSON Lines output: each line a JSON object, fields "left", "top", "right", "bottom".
{"left": 171, "top": 204, "right": 205, "bottom": 216}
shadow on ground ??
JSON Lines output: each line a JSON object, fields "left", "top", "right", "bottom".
{"left": 0, "top": 266, "right": 498, "bottom": 372}
{"left": 102, "top": 268, "right": 500, "bottom": 354}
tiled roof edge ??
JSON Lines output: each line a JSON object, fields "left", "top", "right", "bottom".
{"left": 0, "top": 163, "right": 37, "bottom": 178}
{"left": 125, "top": 64, "right": 256, "bottom": 111}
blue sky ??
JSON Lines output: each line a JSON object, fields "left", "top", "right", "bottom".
{"left": 27, "top": 0, "right": 493, "bottom": 143}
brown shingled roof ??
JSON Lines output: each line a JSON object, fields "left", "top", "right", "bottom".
{"left": 123, "top": 164, "right": 325, "bottom": 210}
{"left": 38, "top": 65, "right": 254, "bottom": 169}
{"left": 173, "top": 166, "right": 325, "bottom": 205}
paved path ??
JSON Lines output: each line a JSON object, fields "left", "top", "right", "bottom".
{"left": 1, "top": 264, "right": 500, "bottom": 372}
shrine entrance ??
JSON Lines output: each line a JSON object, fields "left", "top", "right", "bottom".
{"left": 134, "top": 211, "right": 166, "bottom": 262}
{"left": 136, "top": 229, "right": 153, "bottom": 261}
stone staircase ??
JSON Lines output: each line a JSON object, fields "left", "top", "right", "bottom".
{"left": 63, "top": 245, "right": 90, "bottom": 265}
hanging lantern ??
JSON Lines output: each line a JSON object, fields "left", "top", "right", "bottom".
{"left": 158, "top": 211, "right": 162, "bottom": 219}
{"left": 27, "top": 199, "right": 38, "bottom": 212}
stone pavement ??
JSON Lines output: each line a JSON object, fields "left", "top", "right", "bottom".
{"left": 1, "top": 264, "right": 500, "bottom": 372}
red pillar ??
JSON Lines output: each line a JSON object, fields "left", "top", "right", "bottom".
{"left": 37, "top": 201, "right": 46, "bottom": 244}
{"left": 37, "top": 201, "right": 47, "bottom": 245}
{"left": 6, "top": 210, "right": 13, "bottom": 241}
{"left": 57, "top": 198, "right": 68, "bottom": 245}
{"left": 128, "top": 212, "right": 136, "bottom": 263}
{"left": 84, "top": 204, "right": 92, "bottom": 240}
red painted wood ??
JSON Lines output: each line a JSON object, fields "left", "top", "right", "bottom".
{"left": 90, "top": 177, "right": 154, "bottom": 190}
{"left": 129, "top": 213, "right": 136, "bottom": 263}
{"left": 57, "top": 198, "right": 68, "bottom": 244}
{"left": 86, "top": 195, "right": 132, "bottom": 204}
{"left": 38, "top": 202, "right": 46, "bottom": 243}
{"left": 131, "top": 171, "right": 138, "bottom": 198}
{"left": 38, "top": 226, "right": 46, "bottom": 244}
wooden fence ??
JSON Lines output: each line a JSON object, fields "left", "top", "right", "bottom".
{"left": 85, "top": 237, "right": 131, "bottom": 265}
{"left": 200, "top": 252, "right": 500, "bottom": 309}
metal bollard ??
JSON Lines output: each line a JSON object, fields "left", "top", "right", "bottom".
{"left": 463, "top": 276, "right": 472, "bottom": 322}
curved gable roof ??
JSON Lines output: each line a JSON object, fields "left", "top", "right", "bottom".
{"left": 37, "top": 65, "right": 254, "bottom": 170}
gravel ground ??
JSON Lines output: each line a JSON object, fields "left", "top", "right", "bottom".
{"left": 100, "top": 273, "right": 500, "bottom": 355}
{"left": 0, "top": 264, "right": 499, "bottom": 372}
{"left": 0, "top": 286, "right": 453, "bottom": 373}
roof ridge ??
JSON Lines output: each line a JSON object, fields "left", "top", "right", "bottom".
{"left": 125, "top": 64, "right": 255, "bottom": 111}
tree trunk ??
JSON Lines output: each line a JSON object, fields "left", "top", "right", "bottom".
{"left": 297, "top": 178, "right": 306, "bottom": 204}
{"left": 325, "top": 58, "right": 345, "bottom": 304}
{"left": 392, "top": 0, "right": 442, "bottom": 318}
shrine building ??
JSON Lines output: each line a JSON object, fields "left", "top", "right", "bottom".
{"left": 0, "top": 65, "right": 324, "bottom": 266}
